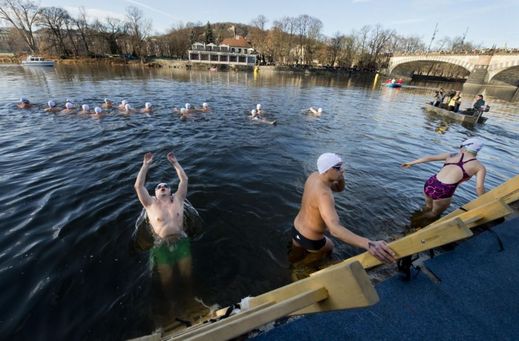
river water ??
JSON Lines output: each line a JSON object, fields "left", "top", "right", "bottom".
{"left": 0, "top": 64, "right": 517, "bottom": 340}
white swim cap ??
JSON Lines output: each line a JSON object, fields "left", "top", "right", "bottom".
{"left": 461, "top": 137, "right": 483, "bottom": 154}
{"left": 317, "top": 153, "right": 343, "bottom": 174}
{"left": 48, "top": 100, "right": 56, "bottom": 107}
{"left": 202, "top": 102, "right": 208, "bottom": 108}
{"left": 185, "top": 103, "right": 191, "bottom": 109}
{"left": 318, "top": 108, "right": 323, "bottom": 113}
{"left": 145, "top": 102, "right": 152, "bottom": 108}
{"left": 121, "top": 100, "right": 128, "bottom": 105}
{"left": 104, "top": 98, "right": 110, "bottom": 103}
{"left": 20, "top": 97, "right": 29, "bottom": 103}
{"left": 251, "top": 109, "right": 256, "bottom": 115}
{"left": 82, "top": 104, "right": 89, "bottom": 111}
{"left": 94, "top": 107, "right": 102, "bottom": 113}
{"left": 256, "top": 104, "right": 262, "bottom": 110}
{"left": 125, "top": 103, "right": 132, "bottom": 110}
{"left": 65, "top": 98, "right": 73, "bottom": 103}
{"left": 65, "top": 102, "right": 74, "bottom": 109}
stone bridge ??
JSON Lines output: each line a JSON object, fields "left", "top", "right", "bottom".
{"left": 388, "top": 54, "right": 519, "bottom": 86}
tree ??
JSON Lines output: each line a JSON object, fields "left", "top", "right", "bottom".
{"left": 0, "top": 0, "right": 41, "bottom": 53}
{"left": 38, "top": 7, "right": 71, "bottom": 56}
{"left": 204, "top": 21, "right": 214, "bottom": 44}
{"left": 125, "top": 6, "right": 151, "bottom": 57}
{"left": 75, "top": 7, "right": 91, "bottom": 55}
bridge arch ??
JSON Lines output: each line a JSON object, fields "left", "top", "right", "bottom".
{"left": 488, "top": 65, "right": 519, "bottom": 86}
{"left": 388, "top": 55, "right": 477, "bottom": 74}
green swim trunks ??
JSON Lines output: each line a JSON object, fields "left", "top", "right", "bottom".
{"left": 150, "top": 237, "right": 191, "bottom": 267}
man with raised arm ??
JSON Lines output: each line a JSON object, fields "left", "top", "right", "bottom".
{"left": 291, "top": 152, "right": 396, "bottom": 264}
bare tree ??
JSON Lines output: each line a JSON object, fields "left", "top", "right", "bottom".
{"left": 38, "top": 7, "right": 71, "bottom": 56}
{"left": 124, "top": 6, "right": 151, "bottom": 57}
{"left": 251, "top": 15, "right": 268, "bottom": 31}
{"left": 0, "top": 0, "right": 41, "bottom": 53}
{"left": 74, "top": 7, "right": 91, "bottom": 55}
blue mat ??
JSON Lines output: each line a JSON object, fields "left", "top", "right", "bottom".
{"left": 253, "top": 217, "right": 519, "bottom": 341}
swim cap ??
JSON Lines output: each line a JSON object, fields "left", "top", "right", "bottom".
{"left": 145, "top": 102, "right": 152, "bottom": 108}
{"left": 48, "top": 100, "right": 56, "bottom": 107}
{"left": 104, "top": 98, "right": 110, "bottom": 103}
{"left": 94, "top": 107, "right": 102, "bottom": 113}
{"left": 461, "top": 137, "right": 483, "bottom": 154}
{"left": 256, "top": 104, "right": 261, "bottom": 110}
{"left": 185, "top": 103, "right": 191, "bottom": 109}
{"left": 20, "top": 97, "right": 30, "bottom": 104}
{"left": 65, "top": 98, "right": 73, "bottom": 103}
{"left": 317, "top": 153, "right": 343, "bottom": 174}
{"left": 65, "top": 102, "right": 74, "bottom": 109}
{"left": 318, "top": 108, "right": 323, "bottom": 113}
{"left": 125, "top": 103, "right": 132, "bottom": 110}
{"left": 82, "top": 104, "right": 89, "bottom": 111}
{"left": 251, "top": 109, "right": 256, "bottom": 115}
{"left": 202, "top": 102, "right": 208, "bottom": 108}
{"left": 121, "top": 100, "right": 128, "bottom": 105}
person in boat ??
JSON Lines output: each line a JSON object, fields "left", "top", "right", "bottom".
{"left": 141, "top": 102, "right": 153, "bottom": 114}
{"left": 134, "top": 151, "right": 191, "bottom": 301}
{"left": 448, "top": 91, "right": 462, "bottom": 112}
{"left": 464, "top": 95, "right": 486, "bottom": 115}
{"left": 44, "top": 100, "right": 61, "bottom": 113}
{"left": 60, "top": 102, "right": 76, "bottom": 114}
{"left": 308, "top": 107, "right": 323, "bottom": 116}
{"left": 290, "top": 152, "right": 395, "bottom": 263}
{"left": 102, "top": 98, "right": 113, "bottom": 109}
{"left": 17, "top": 97, "right": 32, "bottom": 109}
{"left": 78, "top": 104, "right": 91, "bottom": 115}
{"left": 432, "top": 91, "right": 443, "bottom": 107}
{"left": 118, "top": 100, "right": 128, "bottom": 111}
{"left": 402, "top": 137, "right": 486, "bottom": 219}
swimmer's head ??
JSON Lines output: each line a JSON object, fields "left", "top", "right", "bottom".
{"left": 65, "top": 102, "right": 74, "bottom": 109}
{"left": 318, "top": 108, "right": 323, "bottom": 113}
{"left": 145, "top": 102, "right": 152, "bottom": 109}
{"left": 48, "top": 100, "right": 56, "bottom": 108}
{"left": 82, "top": 104, "right": 89, "bottom": 111}
{"left": 155, "top": 182, "right": 171, "bottom": 196}
{"left": 20, "top": 97, "right": 30, "bottom": 104}
{"left": 65, "top": 98, "right": 73, "bottom": 104}
{"left": 460, "top": 137, "right": 483, "bottom": 155}
{"left": 185, "top": 103, "right": 191, "bottom": 109}
{"left": 121, "top": 100, "right": 128, "bottom": 105}
{"left": 180, "top": 108, "right": 187, "bottom": 114}
{"left": 251, "top": 109, "right": 256, "bottom": 115}
{"left": 125, "top": 103, "right": 132, "bottom": 110}
{"left": 104, "top": 98, "right": 112, "bottom": 104}
{"left": 317, "top": 152, "right": 343, "bottom": 175}
{"left": 94, "top": 107, "right": 102, "bottom": 114}
{"left": 256, "top": 104, "right": 261, "bottom": 110}
{"left": 202, "top": 102, "right": 208, "bottom": 108}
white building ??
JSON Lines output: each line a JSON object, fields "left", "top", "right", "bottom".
{"left": 188, "top": 36, "right": 257, "bottom": 66}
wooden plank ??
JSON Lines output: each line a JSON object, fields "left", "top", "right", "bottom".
{"left": 342, "top": 218, "right": 472, "bottom": 269}
{"left": 180, "top": 288, "right": 328, "bottom": 341}
{"left": 249, "top": 261, "right": 378, "bottom": 315}
{"left": 426, "top": 198, "right": 514, "bottom": 231}
{"left": 435, "top": 174, "right": 519, "bottom": 225}
{"left": 168, "top": 302, "right": 274, "bottom": 340}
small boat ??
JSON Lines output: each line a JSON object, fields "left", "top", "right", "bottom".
{"left": 422, "top": 103, "right": 488, "bottom": 124}
{"left": 385, "top": 83, "right": 402, "bottom": 88}
{"left": 21, "top": 55, "right": 54, "bottom": 67}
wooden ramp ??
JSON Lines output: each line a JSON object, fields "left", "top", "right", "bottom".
{"left": 342, "top": 174, "right": 519, "bottom": 270}
{"left": 161, "top": 261, "right": 377, "bottom": 341}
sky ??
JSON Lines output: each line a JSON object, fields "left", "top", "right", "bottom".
{"left": 38, "top": 0, "right": 519, "bottom": 48}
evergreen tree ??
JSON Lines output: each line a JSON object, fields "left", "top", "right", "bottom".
{"left": 205, "top": 21, "right": 214, "bottom": 44}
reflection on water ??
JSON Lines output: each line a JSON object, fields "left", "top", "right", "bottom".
{"left": 0, "top": 64, "right": 518, "bottom": 339}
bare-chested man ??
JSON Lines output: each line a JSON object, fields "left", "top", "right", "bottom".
{"left": 134, "top": 151, "right": 191, "bottom": 290}
{"left": 292, "top": 152, "right": 395, "bottom": 263}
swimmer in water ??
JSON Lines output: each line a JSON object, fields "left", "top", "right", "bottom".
{"left": 308, "top": 107, "right": 323, "bottom": 116}
{"left": 250, "top": 109, "right": 277, "bottom": 125}
{"left": 78, "top": 104, "right": 91, "bottom": 115}
{"left": 60, "top": 102, "right": 76, "bottom": 114}
{"left": 141, "top": 102, "right": 153, "bottom": 114}
{"left": 44, "top": 100, "right": 62, "bottom": 113}
{"left": 195, "top": 102, "right": 210, "bottom": 113}
{"left": 118, "top": 99, "right": 128, "bottom": 111}
{"left": 102, "top": 98, "right": 113, "bottom": 109}
{"left": 17, "top": 97, "right": 32, "bottom": 109}
{"left": 92, "top": 106, "right": 104, "bottom": 118}
{"left": 122, "top": 103, "right": 135, "bottom": 114}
